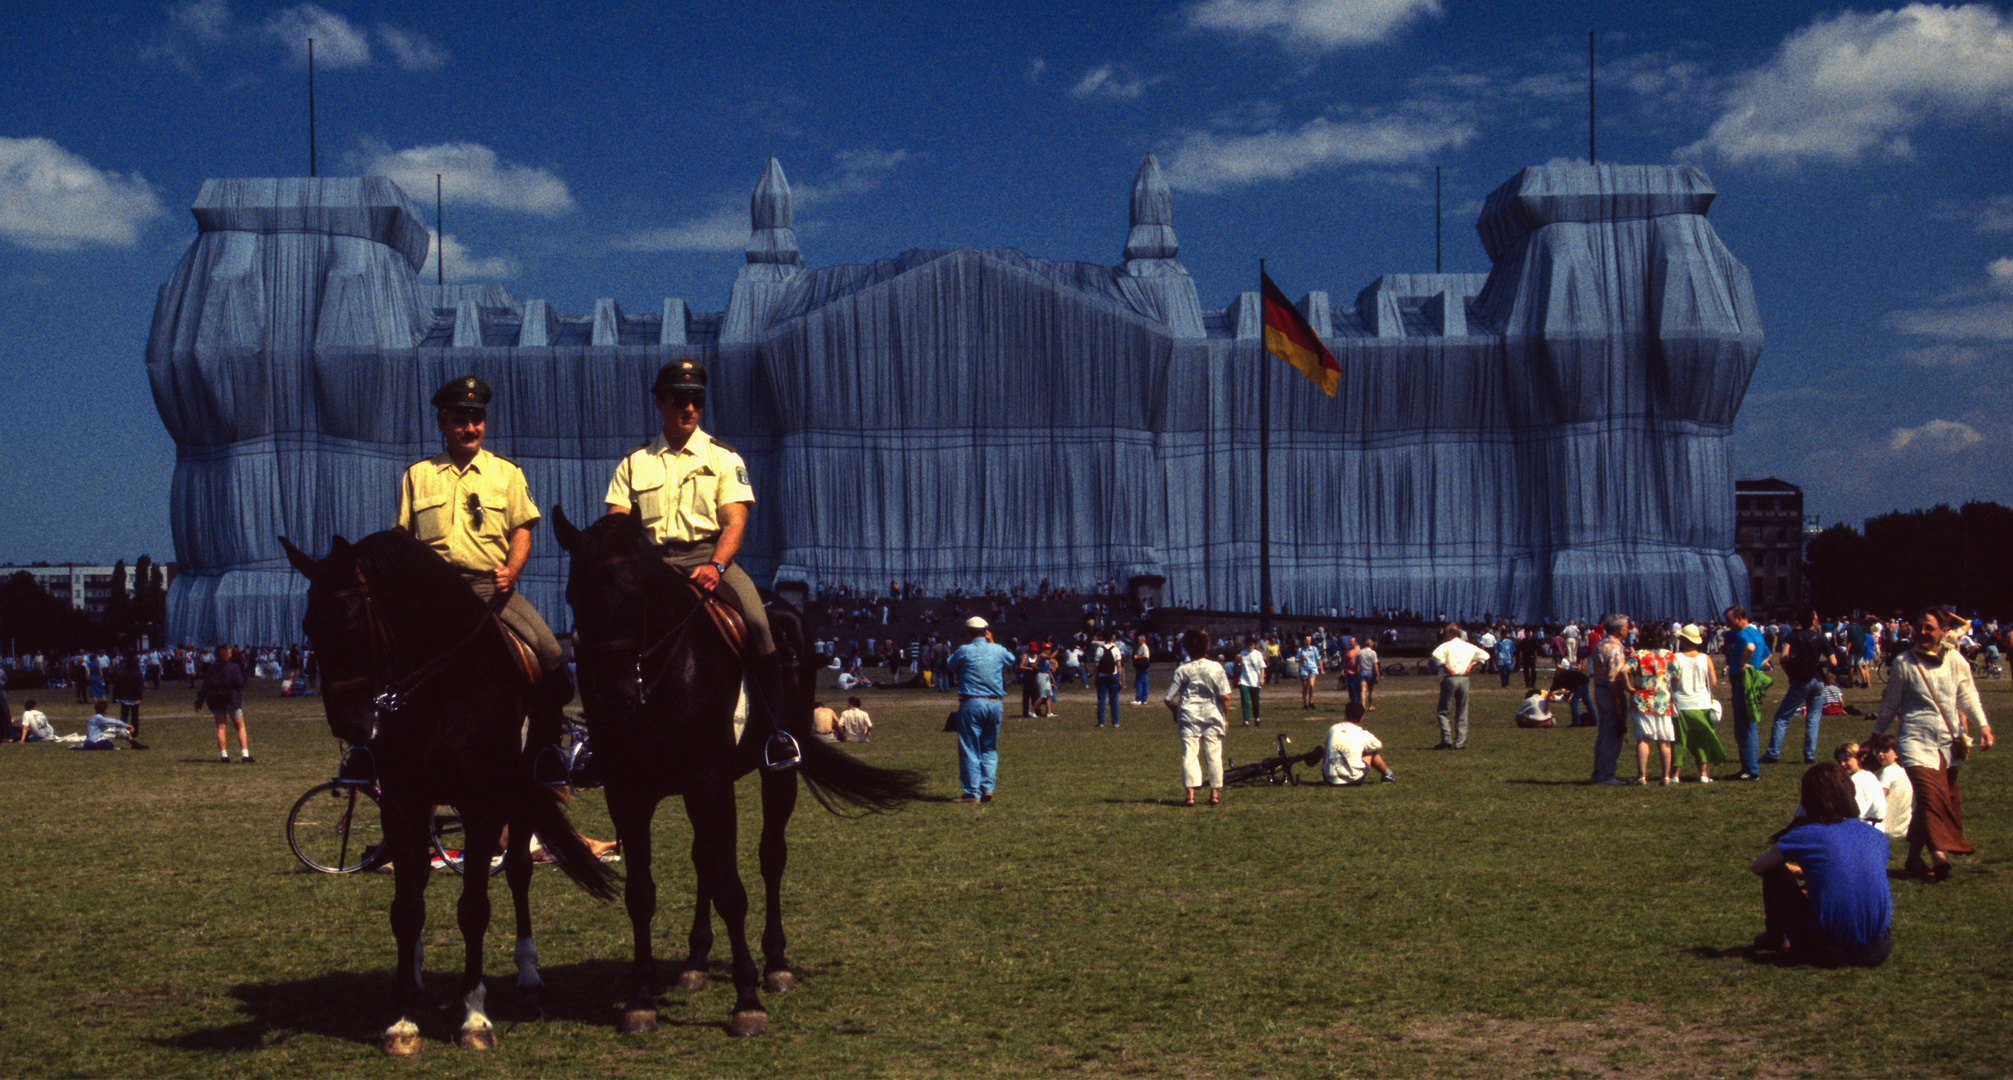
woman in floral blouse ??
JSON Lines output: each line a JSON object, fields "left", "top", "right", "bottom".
{"left": 1626, "top": 622, "right": 1678, "bottom": 785}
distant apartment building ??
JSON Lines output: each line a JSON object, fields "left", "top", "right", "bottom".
{"left": 0, "top": 563, "right": 146, "bottom": 613}
{"left": 1733, "top": 479, "right": 1807, "bottom": 620}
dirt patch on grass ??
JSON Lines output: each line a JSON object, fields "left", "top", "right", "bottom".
{"left": 1390, "top": 1009, "right": 1795, "bottom": 1079}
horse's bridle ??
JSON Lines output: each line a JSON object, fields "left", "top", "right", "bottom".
{"left": 572, "top": 553, "right": 714, "bottom": 709}
{"left": 321, "top": 562, "right": 505, "bottom": 739}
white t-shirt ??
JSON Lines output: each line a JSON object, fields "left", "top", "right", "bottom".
{"left": 1323, "top": 722, "right": 1383, "bottom": 784}
{"left": 1877, "top": 763, "right": 1913, "bottom": 840}
{"left": 1669, "top": 651, "right": 1714, "bottom": 711}
{"left": 1849, "top": 769, "right": 1886, "bottom": 826}
{"left": 837, "top": 708, "right": 872, "bottom": 742}
{"left": 1237, "top": 648, "right": 1265, "bottom": 689}
{"left": 19, "top": 709, "right": 52, "bottom": 740}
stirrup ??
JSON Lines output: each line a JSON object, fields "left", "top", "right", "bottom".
{"left": 763, "top": 731, "right": 802, "bottom": 773}
{"left": 531, "top": 743, "right": 571, "bottom": 788}
{"left": 335, "top": 744, "right": 377, "bottom": 786}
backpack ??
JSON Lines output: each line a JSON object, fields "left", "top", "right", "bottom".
{"left": 1095, "top": 644, "right": 1118, "bottom": 676}
{"left": 1782, "top": 629, "right": 1826, "bottom": 682}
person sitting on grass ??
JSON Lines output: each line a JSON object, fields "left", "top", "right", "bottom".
{"left": 1514, "top": 688, "right": 1556, "bottom": 728}
{"left": 1834, "top": 742, "right": 1886, "bottom": 828}
{"left": 14, "top": 700, "right": 54, "bottom": 743}
{"left": 1322, "top": 702, "right": 1397, "bottom": 785}
{"left": 75, "top": 700, "right": 146, "bottom": 751}
{"left": 837, "top": 697, "right": 873, "bottom": 743}
{"left": 1863, "top": 734, "right": 1912, "bottom": 844}
{"left": 1748, "top": 763, "right": 1892, "bottom": 967}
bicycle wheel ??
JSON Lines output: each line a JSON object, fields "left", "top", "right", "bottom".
{"left": 287, "top": 782, "right": 386, "bottom": 874}
{"left": 430, "top": 807, "right": 505, "bottom": 876}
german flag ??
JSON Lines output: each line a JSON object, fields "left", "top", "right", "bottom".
{"left": 1261, "top": 270, "right": 1339, "bottom": 397}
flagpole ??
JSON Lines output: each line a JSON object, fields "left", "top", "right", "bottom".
{"left": 1258, "top": 259, "right": 1273, "bottom": 639}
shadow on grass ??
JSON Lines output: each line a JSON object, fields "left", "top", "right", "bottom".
{"left": 1503, "top": 778, "right": 1586, "bottom": 786}
{"left": 1687, "top": 943, "right": 1820, "bottom": 967}
{"left": 150, "top": 958, "right": 762, "bottom": 1052}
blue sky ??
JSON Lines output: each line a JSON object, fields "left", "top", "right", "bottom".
{"left": 3, "top": 0, "right": 2010, "bottom": 565}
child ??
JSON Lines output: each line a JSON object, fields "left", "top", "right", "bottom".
{"left": 1322, "top": 702, "right": 1397, "bottom": 786}
{"left": 1514, "top": 689, "right": 1555, "bottom": 728}
{"left": 1819, "top": 673, "right": 1846, "bottom": 716}
{"left": 1863, "top": 733, "right": 1913, "bottom": 842}
{"left": 1834, "top": 742, "right": 1884, "bottom": 828}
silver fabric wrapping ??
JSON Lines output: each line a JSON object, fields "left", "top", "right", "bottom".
{"left": 148, "top": 164, "right": 1760, "bottom": 643}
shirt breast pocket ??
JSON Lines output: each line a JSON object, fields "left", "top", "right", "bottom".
{"left": 409, "top": 492, "right": 452, "bottom": 544}
{"left": 472, "top": 492, "right": 511, "bottom": 545}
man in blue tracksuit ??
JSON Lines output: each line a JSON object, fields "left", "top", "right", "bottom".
{"left": 947, "top": 617, "right": 1016, "bottom": 804}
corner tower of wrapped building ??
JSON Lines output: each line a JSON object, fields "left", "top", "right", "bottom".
{"left": 147, "top": 161, "right": 1761, "bottom": 643}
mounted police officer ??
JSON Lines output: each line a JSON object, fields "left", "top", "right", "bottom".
{"left": 604, "top": 359, "right": 801, "bottom": 770}
{"left": 396, "top": 375, "right": 572, "bottom": 777}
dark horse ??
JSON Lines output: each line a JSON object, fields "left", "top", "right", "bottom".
{"left": 553, "top": 508, "right": 924, "bottom": 1036}
{"left": 280, "top": 531, "right": 618, "bottom": 1055}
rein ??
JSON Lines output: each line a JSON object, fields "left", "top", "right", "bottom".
{"left": 576, "top": 557, "right": 717, "bottom": 707}
{"left": 330, "top": 563, "right": 507, "bottom": 725}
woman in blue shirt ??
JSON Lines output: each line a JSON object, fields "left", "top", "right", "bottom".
{"left": 1749, "top": 763, "right": 1893, "bottom": 967}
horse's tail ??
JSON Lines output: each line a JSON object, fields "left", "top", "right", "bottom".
{"left": 517, "top": 780, "right": 622, "bottom": 901}
{"left": 795, "top": 734, "right": 927, "bottom": 814}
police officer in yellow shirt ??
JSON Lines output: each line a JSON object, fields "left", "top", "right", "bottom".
{"left": 397, "top": 376, "right": 572, "bottom": 775}
{"left": 605, "top": 359, "right": 800, "bottom": 770}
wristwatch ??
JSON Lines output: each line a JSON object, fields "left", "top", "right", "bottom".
{"left": 710, "top": 561, "right": 729, "bottom": 575}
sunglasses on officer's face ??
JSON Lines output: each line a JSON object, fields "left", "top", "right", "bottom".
{"left": 662, "top": 391, "right": 705, "bottom": 409}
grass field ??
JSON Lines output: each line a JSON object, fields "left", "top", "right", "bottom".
{"left": 2, "top": 666, "right": 2009, "bottom": 1078}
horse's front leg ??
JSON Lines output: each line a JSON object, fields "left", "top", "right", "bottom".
{"left": 607, "top": 786, "right": 660, "bottom": 1034}
{"left": 381, "top": 796, "right": 433, "bottom": 1056}
{"left": 678, "top": 799, "right": 716, "bottom": 992}
{"left": 684, "top": 782, "right": 764, "bottom": 1036}
{"left": 504, "top": 812, "right": 542, "bottom": 1009}
{"left": 453, "top": 807, "right": 503, "bottom": 1049}
{"left": 757, "top": 768, "right": 798, "bottom": 993}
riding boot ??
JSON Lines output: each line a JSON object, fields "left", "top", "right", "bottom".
{"left": 749, "top": 651, "right": 802, "bottom": 772}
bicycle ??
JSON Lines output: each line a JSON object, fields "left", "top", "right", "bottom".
{"left": 285, "top": 742, "right": 496, "bottom": 875}
{"left": 1221, "top": 732, "right": 1322, "bottom": 787}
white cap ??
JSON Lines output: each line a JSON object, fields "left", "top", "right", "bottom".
{"left": 964, "top": 616, "right": 988, "bottom": 630}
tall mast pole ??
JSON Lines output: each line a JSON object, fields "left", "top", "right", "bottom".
{"left": 436, "top": 174, "right": 444, "bottom": 288}
{"left": 1434, "top": 166, "right": 1442, "bottom": 273}
{"left": 308, "top": 38, "right": 317, "bottom": 177}
{"left": 1258, "top": 259, "right": 1273, "bottom": 638}
{"left": 1588, "top": 30, "right": 1597, "bottom": 165}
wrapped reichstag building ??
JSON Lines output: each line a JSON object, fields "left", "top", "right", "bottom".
{"left": 147, "top": 159, "right": 1761, "bottom": 644}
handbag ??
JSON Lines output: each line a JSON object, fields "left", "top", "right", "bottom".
{"left": 1916, "top": 653, "right": 1969, "bottom": 763}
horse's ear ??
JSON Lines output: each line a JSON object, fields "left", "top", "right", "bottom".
{"left": 329, "top": 535, "right": 352, "bottom": 560}
{"left": 552, "top": 505, "right": 579, "bottom": 551}
{"left": 278, "top": 536, "right": 319, "bottom": 579}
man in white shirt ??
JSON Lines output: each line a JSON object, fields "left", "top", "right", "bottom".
{"left": 1430, "top": 624, "right": 1491, "bottom": 750}
{"left": 1236, "top": 638, "right": 1266, "bottom": 726}
{"left": 837, "top": 697, "right": 873, "bottom": 742}
{"left": 1323, "top": 702, "right": 1396, "bottom": 785}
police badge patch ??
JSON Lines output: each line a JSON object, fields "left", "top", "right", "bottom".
{"left": 736, "top": 465, "right": 750, "bottom": 485}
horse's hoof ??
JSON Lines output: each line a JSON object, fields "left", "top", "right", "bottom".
{"left": 763, "top": 971, "right": 796, "bottom": 994}
{"left": 619, "top": 1007, "right": 658, "bottom": 1035}
{"left": 381, "top": 1030, "right": 423, "bottom": 1057}
{"left": 676, "top": 969, "right": 709, "bottom": 992}
{"left": 729, "top": 1009, "right": 768, "bottom": 1037}
{"left": 458, "top": 1025, "right": 498, "bottom": 1051}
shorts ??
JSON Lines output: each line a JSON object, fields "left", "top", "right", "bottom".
{"left": 212, "top": 708, "right": 244, "bottom": 721}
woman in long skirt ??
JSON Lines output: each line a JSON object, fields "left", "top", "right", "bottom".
{"left": 1874, "top": 607, "right": 1994, "bottom": 881}
{"left": 1163, "top": 627, "right": 1232, "bottom": 807}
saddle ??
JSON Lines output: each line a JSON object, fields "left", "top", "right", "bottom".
{"left": 675, "top": 576, "right": 749, "bottom": 660}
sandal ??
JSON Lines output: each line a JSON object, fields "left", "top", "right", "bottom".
{"left": 1208, "top": 792, "right": 1221, "bottom": 806}
{"left": 1183, "top": 794, "right": 1195, "bottom": 807}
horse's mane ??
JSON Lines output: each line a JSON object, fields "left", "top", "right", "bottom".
{"left": 348, "top": 530, "right": 488, "bottom": 639}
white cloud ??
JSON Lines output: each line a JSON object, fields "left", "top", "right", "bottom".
{"left": 1160, "top": 111, "right": 1474, "bottom": 193}
{"left": 377, "top": 24, "right": 448, "bottom": 71}
{"left": 350, "top": 139, "right": 574, "bottom": 216}
{"left": 1025, "top": 56, "right": 1047, "bottom": 85}
{"left": 1683, "top": 4, "right": 2013, "bottom": 167}
{"left": 1186, "top": 0, "right": 1442, "bottom": 51}
{"left": 264, "top": 4, "right": 372, "bottom": 68}
{"left": 420, "top": 232, "right": 519, "bottom": 281}
{"left": 611, "top": 202, "right": 747, "bottom": 254}
{"left": 1885, "top": 298, "right": 2013, "bottom": 341}
{"left": 174, "top": 0, "right": 232, "bottom": 42}
{"left": 1979, "top": 195, "right": 2013, "bottom": 233}
{"left": 1070, "top": 64, "right": 1154, "bottom": 100}
{"left": 1896, "top": 342, "right": 2001, "bottom": 368}
{"left": 612, "top": 149, "right": 913, "bottom": 253}
{"left": 1886, "top": 418, "right": 1984, "bottom": 453}
{"left": 1989, "top": 256, "right": 2013, "bottom": 293}
{"left": 0, "top": 137, "right": 164, "bottom": 251}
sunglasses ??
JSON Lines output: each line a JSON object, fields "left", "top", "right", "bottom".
{"left": 466, "top": 492, "right": 484, "bottom": 528}
{"left": 663, "top": 391, "right": 706, "bottom": 409}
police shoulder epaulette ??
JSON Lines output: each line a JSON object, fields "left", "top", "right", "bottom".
{"left": 489, "top": 452, "right": 521, "bottom": 468}
{"left": 712, "top": 440, "right": 736, "bottom": 454}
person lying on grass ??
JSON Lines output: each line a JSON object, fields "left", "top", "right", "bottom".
{"left": 1748, "top": 763, "right": 1892, "bottom": 968}
{"left": 1322, "top": 702, "right": 1397, "bottom": 786}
